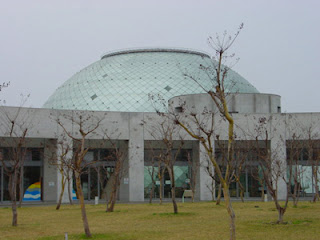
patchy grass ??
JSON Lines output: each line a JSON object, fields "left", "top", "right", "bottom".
{"left": 1, "top": 201, "right": 320, "bottom": 239}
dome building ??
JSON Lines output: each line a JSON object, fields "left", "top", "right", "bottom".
{"left": 0, "top": 48, "right": 318, "bottom": 205}
{"left": 43, "top": 48, "right": 260, "bottom": 112}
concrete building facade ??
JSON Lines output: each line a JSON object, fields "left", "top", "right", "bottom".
{"left": 0, "top": 48, "right": 319, "bottom": 203}
{"left": 0, "top": 105, "right": 319, "bottom": 203}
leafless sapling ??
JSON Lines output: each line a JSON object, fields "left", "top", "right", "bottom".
{"left": 0, "top": 104, "right": 33, "bottom": 226}
{"left": 253, "top": 116, "right": 290, "bottom": 224}
{"left": 174, "top": 24, "right": 244, "bottom": 240}
{"left": 56, "top": 111, "right": 102, "bottom": 238}
{"left": 48, "top": 138, "right": 74, "bottom": 210}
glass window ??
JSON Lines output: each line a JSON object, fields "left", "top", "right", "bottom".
{"left": 175, "top": 149, "right": 192, "bottom": 162}
{"left": 3, "top": 171, "right": 10, "bottom": 201}
{"left": 144, "top": 166, "right": 159, "bottom": 198}
{"left": 23, "top": 166, "right": 42, "bottom": 201}
{"left": 174, "top": 166, "right": 189, "bottom": 197}
{"left": 90, "top": 168, "right": 98, "bottom": 199}
{"left": 100, "top": 149, "right": 116, "bottom": 161}
{"left": 99, "top": 166, "right": 115, "bottom": 200}
{"left": 31, "top": 149, "right": 42, "bottom": 161}
{"left": 80, "top": 172, "right": 89, "bottom": 200}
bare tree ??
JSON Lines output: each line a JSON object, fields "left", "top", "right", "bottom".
{"left": 286, "top": 116, "right": 320, "bottom": 204}
{"left": 204, "top": 160, "right": 219, "bottom": 203}
{"left": 304, "top": 127, "right": 320, "bottom": 203}
{"left": 144, "top": 149, "right": 159, "bottom": 204}
{"left": 173, "top": 24, "right": 244, "bottom": 239}
{"left": 253, "top": 116, "right": 290, "bottom": 224}
{"left": 148, "top": 157, "right": 157, "bottom": 204}
{"left": 48, "top": 139, "right": 74, "bottom": 210}
{"left": 104, "top": 141, "right": 127, "bottom": 212}
{"left": 214, "top": 139, "right": 248, "bottom": 203}
{"left": 144, "top": 144, "right": 169, "bottom": 205}
{"left": 187, "top": 151, "right": 199, "bottom": 202}
{"left": 0, "top": 104, "right": 33, "bottom": 226}
{"left": 156, "top": 157, "right": 166, "bottom": 204}
{"left": 286, "top": 134, "right": 305, "bottom": 207}
{"left": 249, "top": 164, "right": 266, "bottom": 202}
{"left": 149, "top": 116, "right": 185, "bottom": 214}
{"left": 56, "top": 111, "right": 102, "bottom": 238}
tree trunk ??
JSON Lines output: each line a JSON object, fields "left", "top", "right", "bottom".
{"left": 239, "top": 183, "right": 244, "bottom": 203}
{"left": 107, "top": 188, "right": 117, "bottom": 212}
{"left": 67, "top": 178, "right": 73, "bottom": 205}
{"left": 211, "top": 180, "right": 215, "bottom": 201}
{"left": 171, "top": 187, "right": 178, "bottom": 214}
{"left": 216, "top": 183, "right": 222, "bottom": 205}
{"left": 9, "top": 173, "right": 18, "bottom": 226}
{"left": 223, "top": 183, "right": 236, "bottom": 240}
{"left": 159, "top": 177, "right": 163, "bottom": 205}
{"left": 149, "top": 166, "right": 156, "bottom": 204}
{"left": 107, "top": 193, "right": 116, "bottom": 212}
{"left": 18, "top": 167, "right": 23, "bottom": 208}
{"left": 105, "top": 190, "right": 109, "bottom": 212}
{"left": 56, "top": 176, "right": 66, "bottom": 210}
{"left": 191, "top": 190, "right": 195, "bottom": 203}
{"left": 168, "top": 167, "right": 178, "bottom": 214}
{"left": 292, "top": 182, "right": 300, "bottom": 207}
{"left": 272, "top": 194, "right": 287, "bottom": 224}
{"left": 149, "top": 182, "right": 155, "bottom": 204}
{"left": 11, "top": 201, "right": 18, "bottom": 226}
{"left": 276, "top": 206, "right": 286, "bottom": 224}
{"left": 107, "top": 176, "right": 118, "bottom": 212}
{"left": 239, "top": 191, "right": 244, "bottom": 203}
{"left": 313, "top": 190, "right": 319, "bottom": 202}
{"left": 292, "top": 195, "right": 297, "bottom": 207}
{"left": 75, "top": 173, "right": 91, "bottom": 238}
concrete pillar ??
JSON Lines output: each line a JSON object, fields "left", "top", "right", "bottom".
{"left": 128, "top": 113, "right": 144, "bottom": 202}
{"left": 118, "top": 140, "right": 129, "bottom": 201}
{"left": 43, "top": 139, "right": 58, "bottom": 202}
{"left": 198, "top": 141, "right": 214, "bottom": 201}
{"left": 192, "top": 141, "right": 200, "bottom": 201}
{"left": 270, "top": 116, "right": 287, "bottom": 200}
{"left": 56, "top": 137, "right": 73, "bottom": 203}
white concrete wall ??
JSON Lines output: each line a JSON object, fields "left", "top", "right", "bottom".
{"left": 128, "top": 113, "right": 144, "bottom": 201}
{"left": 0, "top": 106, "right": 320, "bottom": 203}
{"left": 169, "top": 93, "right": 281, "bottom": 114}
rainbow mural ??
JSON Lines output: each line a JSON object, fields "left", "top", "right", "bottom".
{"left": 23, "top": 182, "right": 41, "bottom": 201}
{"left": 72, "top": 189, "right": 77, "bottom": 200}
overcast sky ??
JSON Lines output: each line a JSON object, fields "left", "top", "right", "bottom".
{"left": 0, "top": 0, "right": 319, "bottom": 113}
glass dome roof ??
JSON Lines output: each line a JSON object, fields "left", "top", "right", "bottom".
{"left": 43, "top": 48, "right": 259, "bottom": 112}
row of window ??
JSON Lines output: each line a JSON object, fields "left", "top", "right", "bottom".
{"left": 0, "top": 148, "right": 43, "bottom": 162}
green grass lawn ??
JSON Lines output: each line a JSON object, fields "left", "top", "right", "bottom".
{"left": 0, "top": 201, "right": 319, "bottom": 240}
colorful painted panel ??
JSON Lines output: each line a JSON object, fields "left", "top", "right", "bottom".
{"left": 23, "top": 182, "right": 41, "bottom": 201}
{"left": 72, "top": 189, "right": 77, "bottom": 200}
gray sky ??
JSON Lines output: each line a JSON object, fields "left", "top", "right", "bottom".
{"left": 0, "top": 0, "right": 319, "bottom": 113}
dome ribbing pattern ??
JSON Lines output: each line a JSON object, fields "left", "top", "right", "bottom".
{"left": 43, "top": 48, "right": 259, "bottom": 112}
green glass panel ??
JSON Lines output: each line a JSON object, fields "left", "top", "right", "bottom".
{"left": 43, "top": 49, "right": 259, "bottom": 112}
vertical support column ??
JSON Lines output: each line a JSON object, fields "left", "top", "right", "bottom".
{"left": 56, "top": 137, "right": 73, "bottom": 203}
{"left": 43, "top": 139, "right": 58, "bottom": 202}
{"left": 192, "top": 141, "right": 200, "bottom": 201}
{"left": 198, "top": 141, "right": 214, "bottom": 201}
{"left": 119, "top": 140, "right": 129, "bottom": 201}
{"left": 128, "top": 113, "right": 144, "bottom": 202}
{"left": 270, "top": 116, "right": 287, "bottom": 200}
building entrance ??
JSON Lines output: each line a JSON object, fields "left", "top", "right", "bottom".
{"left": 144, "top": 165, "right": 190, "bottom": 199}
